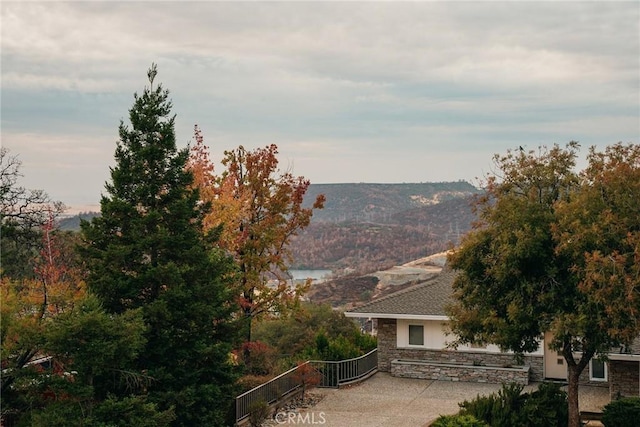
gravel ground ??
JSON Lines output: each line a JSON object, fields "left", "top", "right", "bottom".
{"left": 270, "top": 372, "right": 610, "bottom": 427}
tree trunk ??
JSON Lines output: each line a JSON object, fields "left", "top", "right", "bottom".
{"left": 567, "top": 363, "right": 581, "bottom": 427}
{"left": 242, "top": 306, "right": 252, "bottom": 363}
{"left": 239, "top": 244, "right": 252, "bottom": 362}
{"left": 242, "top": 286, "right": 254, "bottom": 363}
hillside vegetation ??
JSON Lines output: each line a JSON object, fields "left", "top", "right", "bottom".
{"left": 291, "top": 183, "right": 480, "bottom": 272}
{"left": 303, "top": 181, "right": 479, "bottom": 223}
{"left": 60, "top": 182, "right": 480, "bottom": 274}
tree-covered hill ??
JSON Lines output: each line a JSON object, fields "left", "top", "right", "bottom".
{"left": 58, "top": 212, "right": 100, "bottom": 230}
{"left": 290, "top": 195, "right": 478, "bottom": 272}
{"left": 303, "top": 181, "right": 480, "bottom": 223}
{"left": 59, "top": 182, "right": 481, "bottom": 273}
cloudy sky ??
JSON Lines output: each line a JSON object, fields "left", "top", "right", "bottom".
{"left": 2, "top": 1, "right": 639, "bottom": 212}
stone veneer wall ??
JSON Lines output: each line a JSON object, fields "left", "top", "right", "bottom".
{"left": 609, "top": 360, "right": 639, "bottom": 399}
{"left": 376, "top": 318, "right": 544, "bottom": 382}
{"left": 576, "top": 363, "right": 609, "bottom": 388}
{"left": 391, "top": 359, "right": 530, "bottom": 385}
{"left": 377, "top": 318, "right": 398, "bottom": 372}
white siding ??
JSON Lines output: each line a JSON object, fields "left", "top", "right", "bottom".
{"left": 396, "top": 319, "right": 544, "bottom": 356}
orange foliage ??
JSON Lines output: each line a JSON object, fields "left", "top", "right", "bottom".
{"left": 187, "top": 130, "right": 325, "bottom": 322}
{"left": 31, "top": 215, "right": 86, "bottom": 317}
{"left": 292, "top": 362, "right": 322, "bottom": 400}
{"left": 1, "top": 216, "right": 86, "bottom": 358}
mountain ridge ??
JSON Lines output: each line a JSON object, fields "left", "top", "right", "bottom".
{"left": 58, "top": 182, "right": 481, "bottom": 274}
{"left": 302, "top": 181, "right": 480, "bottom": 223}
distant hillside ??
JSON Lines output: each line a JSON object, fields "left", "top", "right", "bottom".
{"left": 57, "top": 182, "right": 481, "bottom": 274}
{"left": 290, "top": 195, "right": 477, "bottom": 272}
{"left": 58, "top": 212, "right": 100, "bottom": 231}
{"left": 303, "top": 181, "right": 480, "bottom": 223}
{"left": 307, "top": 252, "right": 448, "bottom": 309}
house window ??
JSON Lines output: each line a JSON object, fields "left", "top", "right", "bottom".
{"left": 408, "top": 325, "right": 424, "bottom": 346}
{"left": 590, "top": 359, "right": 607, "bottom": 381}
{"left": 470, "top": 342, "right": 487, "bottom": 349}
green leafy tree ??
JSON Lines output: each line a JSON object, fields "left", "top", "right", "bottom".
{"left": 447, "top": 142, "right": 640, "bottom": 427}
{"left": 1, "top": 294, "right": 171, "bottom": 427}
{"left": 252, "top": 302, "right": 376, "bottom": 364}
{"left": 44, "top": 296, "right": 148, "bottom": 400}
{"left": 81, "top": 65, "right": 240, "bottom": 426}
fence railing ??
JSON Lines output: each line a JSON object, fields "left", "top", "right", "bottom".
{"left": 310, "top": 348, "right": 378, "bottom": 388}
{"left": 235, "top": 363, "right": 304, "bottom": 425}
{"left": 235, "top": 348, "right": 377, "bottom": 424}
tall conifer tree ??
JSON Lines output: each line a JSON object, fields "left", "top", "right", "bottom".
{"left": 81, "top": 65, "right": 239, "bottom": 426}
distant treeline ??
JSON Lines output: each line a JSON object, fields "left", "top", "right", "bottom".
{"left": 58, "top": 187, "right": 479, "bottom": 274}
{"left": 58, "top": 212, "right": 100, "bottom": 230}
{"left": 290, "top": 196, "right": 478, "bottom": 273}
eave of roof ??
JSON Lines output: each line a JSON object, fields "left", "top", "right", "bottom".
{"left": 608, "top": 353, "right": 640, "bottom": 361}
{"left": 344, "top": 312, "right": 448, "bottom": 320}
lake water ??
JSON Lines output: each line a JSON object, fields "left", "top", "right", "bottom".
{"left": 289, "top": 269, "right": 332, "bottom": 282}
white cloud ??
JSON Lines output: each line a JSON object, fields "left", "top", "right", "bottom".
{"left": 2, "top": 130, "right": 114, "bottom": 206}
{"left": 1, "top": 1, "right": 638, "bottom": 208}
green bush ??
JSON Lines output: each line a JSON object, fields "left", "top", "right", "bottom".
{"left": 459, "top": 382, "right": 568, "bottom": 427}
{"left": 602, "top": 397, "right": 640, "bottom": 427}
{"left": 252, "top": 302, "right": 377, "bottom": 362}
{"left": 236, "top": 374, "right": 273, "bottom": 394}
{"left": 431, "top": 414, "right": 488, "bottom": 427}
{"left": 27, "top": 394, "right": 176, "bottom": 427}
{"left": 459, "top": 393, "right": 499, "bottom": 425}
{"left": 459, "top": 383, "right": 524, "bottom": 427}
{"left": 248, "top": 400, "right": 270, "bottom": 427}
{"left": 521, "top": 382, "right": 568, "bottom": 427}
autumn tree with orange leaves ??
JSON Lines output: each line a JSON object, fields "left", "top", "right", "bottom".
{"left": 188, "top": 127, "right": 325, "bottom": 344}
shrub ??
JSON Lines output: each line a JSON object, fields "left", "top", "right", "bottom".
{"left": 242, "top": 341, "right": 276, "bottom": 376}
{"left": 459, "top": 384, "right": 525, "bottom": 427}
{"left": 248, "top": 400, "right": 270, "bottom": 427}
{"left": 459, "top": 382, "right": 568, "bottom": 427}
{"left": 459, "top": 393, "right": 499, "bottom": 425}
{"left": 602, "top": 397, "right": 640, "bottom": 427}
{"left": 252, "top": 302, "right": 376, "bottom": 361}
{"left": 237, "top": 374, "right": 273, "bottom": 394}
{"left": 431, "top": 414, "right": 488, "bottom": 427}
{"left": 521, "top": 382, "right": 567, "bottom": 427}
{"left": 292, "top": 362, "right": 322, "bottom": 399}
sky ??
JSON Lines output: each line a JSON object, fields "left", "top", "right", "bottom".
{"left": 2, "top": 1, "right": 639, "bottom": 213}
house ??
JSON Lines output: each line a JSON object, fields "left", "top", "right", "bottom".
{"left": 345, "top": 267, "right": 640, "bottom": 398}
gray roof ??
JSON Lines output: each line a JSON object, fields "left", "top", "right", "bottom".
{"left": 346, "top": 268, "right": 456, "bottom": 317}
{"left": 348, "top": 269, "right": 640, "bottom": 357}
{"left": 611, "top": 338, "right": 640, "bottom": 356}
